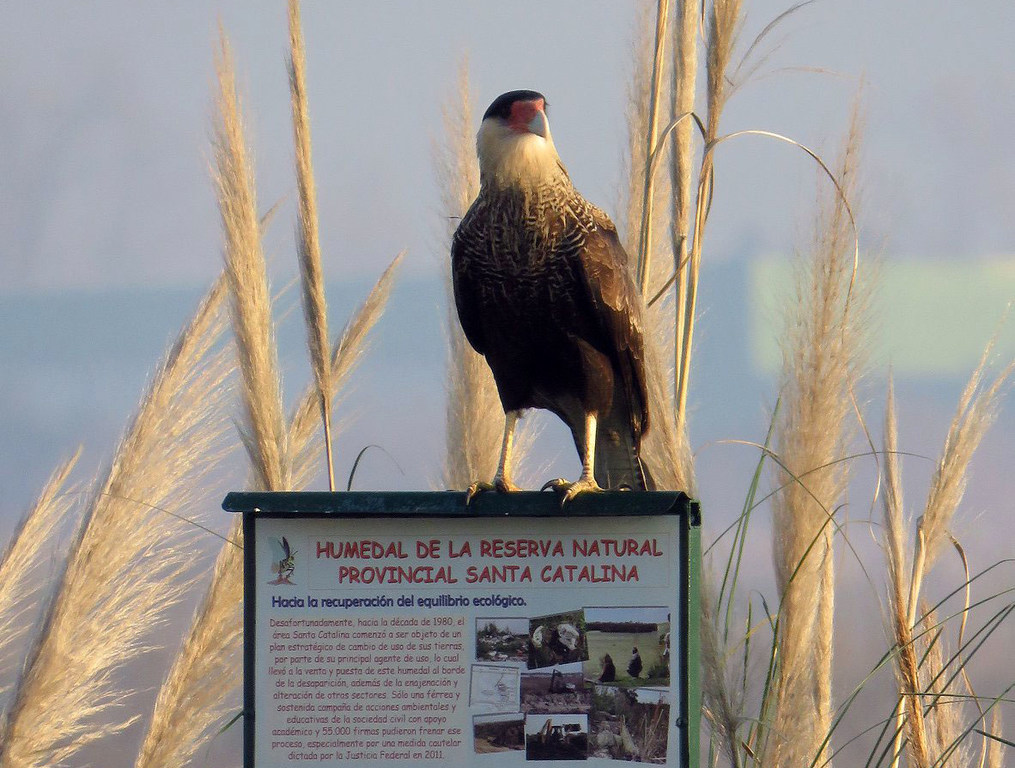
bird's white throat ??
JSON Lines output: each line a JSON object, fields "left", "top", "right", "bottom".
{"left": 476, "top": 120, "right": 564, "bottom": 191}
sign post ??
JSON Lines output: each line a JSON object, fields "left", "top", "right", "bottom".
{"left": 224, "top": 491, "right": 701, "bottom": 767}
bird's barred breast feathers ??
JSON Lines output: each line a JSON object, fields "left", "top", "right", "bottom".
{"left": 452, "top": 176, "right": 649, "bottom": 434}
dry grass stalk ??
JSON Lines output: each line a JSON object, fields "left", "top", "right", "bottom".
{"left": 883, "top": 343, "right": 1014, "bottom": 768}
{"left": 437, "top": 58, "right": 480, "bottom": 237}
{"left": 135, "top": 521, "right": 243, "bottom": 768}
{"left": 0, "top": 449, "right": 81, "bottom": 706}
{"left": 919, "top": 607, "right": 971, "bottom": 767}
{"left": 622, "top": 2, "right": 695, "bottom": 492}
{"left": 141, "top": 23, "right": 406, "bottom": 757}
{"left": 640, "top": 297, "right": 696, "bottom": 492}
{"left": 984, "top": 709, "right": 1005, "bottom": 768}
{"left": 673, "top": 0, "right": 742, "bottom": 432}
{"left": 883, "top": 378, "right": 932, "bottom": 768}
{"left": 700, "top": 575, "right": 745, "bottom": 767}
{"left": 635, "top": 0, "right": 672, "bottom": 294}
{"left": 0, "top": 276, "right": 232, "bottom": 768}
{"left": 620, "top": 1, "right": 653, "bottom": 259}
{"left": 141, "top": 253, "right": 402, "bottom": 764}
{"left": 883, "top": 336, "right": 1012, "bottom": 768}
{"left": 132, "top": 48, "right": 296, "bottom": 762}
{"left": 139, "top": 30, "right": 406, "bottom": 758}
{"left": 766, "top": 107, "right": 867, "bottom": 768}
{"left": 669, "top": 0, "right": 699, "bottom": 247}
{"left": 917, "top": 339, "right": 1014, "bottom": 576}
{"left": 214, "top": 29, "right": 290, "bottom": 493}
{"left": 289, "top": 252, "right": 404, "bottom": 489}
{"left": 622, "top": 0, "right": 673, "bottom": 289}
{"left": 882, "top": 378, "right": 908, "bottom": 613}
{"left": 705, "top": 0, "right": 742, "bottom": 139}
{"left": 287, "top": 0, "right": 335, "bottom": 490}
{"left": 669, "top": 0, "right": 700, "bottom": 404}
{"left": 436, "top": 58, "right": 504, "bottom": 490}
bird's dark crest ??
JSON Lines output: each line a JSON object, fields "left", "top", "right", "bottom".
{"left": 483, "top": 90, "right": 548, "bottom": 121}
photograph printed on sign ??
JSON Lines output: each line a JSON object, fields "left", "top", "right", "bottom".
{"left": 472, "top": 713, "right": 525, "bottom": 755}
{"left": 520, "top": 661, "right": 591, "bottom": 715}
{"left": 475, "top": 617, "right": 529, "bottom": 663}
{"left": 527, "top": 609, "right": 588, "bottom": 669}
{"left": 524, "top": 713, "right": 589, "bottom": 761}
{"left": 581, "top": 606, "right": 671, "bottom": 688}
{"left": 589, "top": 686, "right": 670, "bottom": 763}
{"left": 469, "top": 664, "right": 520, "bottom": 713}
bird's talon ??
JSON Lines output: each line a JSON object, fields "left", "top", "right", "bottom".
{"left": 539, "top": 477, "right": 604, "bottom": 505}
{"left": 560, "top": 477, "right": 603, "bottom": 507}
{"left": 465, "top": 481, "right": 495, "bottom": 504}
{"left": 495, "top": 477, "right": 521, "bottom": 494}
{"left": 466, "top": 478, "right": 521, "bottom": 504}
{"left": 540, "top": 478, "right": 570, "bottom": 493}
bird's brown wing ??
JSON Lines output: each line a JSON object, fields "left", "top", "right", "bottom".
{"left": 572, "top": 208, "right": 650, "bottom": 437}
{"left": 450, "top": 209, "right": 489, "bottom": 356}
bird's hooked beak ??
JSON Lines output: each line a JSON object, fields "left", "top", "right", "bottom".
{"left": 507, "top": 97, "right": 548, "bottom": 138}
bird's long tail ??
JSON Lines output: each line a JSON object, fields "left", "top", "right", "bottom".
{"left": 593, "top": 402, "right": 655, "bottom": 492}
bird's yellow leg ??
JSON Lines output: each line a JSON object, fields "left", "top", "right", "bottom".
{"left": 493, "top": 410, "right": 522, "bottom": 492}
{"left": 541, "top": 413, "right": 603, "bottom": 505}
{"left": 466, "top": 410, "right": 522, "bottom": 502}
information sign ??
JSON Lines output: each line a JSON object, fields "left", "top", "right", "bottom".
{"left": 225, "top": 491, "right": 700, "bottom": 768}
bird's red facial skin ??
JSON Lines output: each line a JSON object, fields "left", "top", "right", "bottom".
{"left": 508, "top": 98, "right": 545, "bottom": 133}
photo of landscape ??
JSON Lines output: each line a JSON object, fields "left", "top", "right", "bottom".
{"left": 473, "top": 713, "right": 524, "bottom": 755}
{"left": 475, "top": 617, "right": 529, "bottom": 663}
{"left": 589, "top": 686, "right": 670, "bottom": 763}
{"left": 582, "top": 606, "right": 670, "bottom": 688}
{"left": 520, "top": 663, "right": 592, "bottom": 715}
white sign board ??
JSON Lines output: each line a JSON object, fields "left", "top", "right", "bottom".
{"left": 237, "top": 494, "right": 695, "bottom": 767}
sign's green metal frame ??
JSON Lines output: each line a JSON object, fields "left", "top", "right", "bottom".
{"left": 225, "top": 490, "right": 701, "bottom": 767}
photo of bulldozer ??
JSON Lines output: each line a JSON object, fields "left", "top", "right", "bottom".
{"left": 525, "top": 715, "right": 589, "bottom": 761}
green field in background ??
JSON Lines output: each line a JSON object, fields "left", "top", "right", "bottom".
{"left": 750, "top": 257, "right": 1015, "bottom": 376}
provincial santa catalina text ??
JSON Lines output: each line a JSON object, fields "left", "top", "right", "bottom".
{"left": 312, "top": 537, "right": 665, "bottom": 585}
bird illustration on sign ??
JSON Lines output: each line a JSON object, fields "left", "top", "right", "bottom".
{"left": 267, "top": 536, "right": 297, "bottom": 585}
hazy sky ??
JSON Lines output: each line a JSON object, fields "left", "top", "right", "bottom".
{"left": 3, "top": 1, "right": 1014, "bottom": 294}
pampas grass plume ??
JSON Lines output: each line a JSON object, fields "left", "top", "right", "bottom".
{"left": 0, "top": 273, "right": 231, "bottom": 768}
{"left": 436, "top": 59, "right": 505, "bottom": 490}
{"left": 0, "top": 449, "right": 81, "bottom": 706}
{"left": 287, "top": 0, "right": 336, "bottom": 491}
{"left": 766, "top": 105, "right": 866, "bottom": 768}
{"left": 289, "top": 252, "right": 404, "bottom": 490}
{"left": 214, "top": 28, "right": 290, "bottom": 493}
